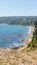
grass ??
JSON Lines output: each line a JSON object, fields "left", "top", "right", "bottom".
{"left": 22, "top": 39, "right": 37, "bottom": 52}
{"left": 27, "top": 27, "right": 37, "bottom": 51}
{"left": 32, "top": 57, "right": 36, "bottom": 59}
{"left": 21, "top": 47, "right": 31, "bottom": 53}
{"left": 29, "top": 61, "right": 32, "bottom": 63}
{"left": 21, "top": 59, "right": 27, "bottom": 63}
{"left": 14, "top": 54, "right": 19, "bottom": 61}
{"left": 10, "top": 63, "right": 15, "bottom": 65}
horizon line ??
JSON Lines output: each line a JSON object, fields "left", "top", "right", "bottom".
{"left": 0, "top": 15, "right": 37, "bottom": 17}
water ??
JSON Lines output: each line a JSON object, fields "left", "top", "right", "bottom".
{"left": 0, "top": 24, "right": 31, "bottom": 48}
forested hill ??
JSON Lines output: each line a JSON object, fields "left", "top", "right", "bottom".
{"left": 0, "top": 16, "right": 37, "bottom": 26}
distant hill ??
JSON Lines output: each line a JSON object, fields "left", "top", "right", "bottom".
{"left": 0, "top": 16, "right": 37, "bottom": 26}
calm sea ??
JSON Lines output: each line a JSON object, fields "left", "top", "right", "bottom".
{"left": 0, "top": 24, "right": 31, "bottom": 48}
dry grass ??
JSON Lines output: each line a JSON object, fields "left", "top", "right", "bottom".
{"left": 0, "top": 48, "right": 37, "bottom": 65}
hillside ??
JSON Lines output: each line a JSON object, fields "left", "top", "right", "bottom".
{"left": 0, "top": 16, "right": 37, "bottom": 26}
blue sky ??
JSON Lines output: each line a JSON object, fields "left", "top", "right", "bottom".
{"left": 0, "top": 0, "right": 37, "bottom": 16}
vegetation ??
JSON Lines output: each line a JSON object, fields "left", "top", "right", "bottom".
{"left": 0, "top": 16, "right": 37, "bottom": 26}
{"left": 22, "top": 20, "right": 37, "bottom": 53}
{"left": 27, "top": 21, "right": 37, "bottom": 50}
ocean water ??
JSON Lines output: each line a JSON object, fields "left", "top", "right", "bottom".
{"left": 0, "top": 24, "right": 31, "bottom": 48}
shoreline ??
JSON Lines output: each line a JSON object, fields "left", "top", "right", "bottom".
{"left": 0, "top": 26, "right": 34, "bottom": 50}
{"left": 17, "top": 26, "right": 34, "bottom": 51}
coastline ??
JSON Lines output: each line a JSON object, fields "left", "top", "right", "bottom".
{"left": 17, "top": 26, "right": 34, "bottom": 51}
{"left": 0, "top": 26, "right": 34, "bottom": 51}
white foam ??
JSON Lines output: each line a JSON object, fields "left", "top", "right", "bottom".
{"left": 28, "top": 27, "right": 32, "bottom": 34}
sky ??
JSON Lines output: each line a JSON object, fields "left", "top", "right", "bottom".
{"left": 0, "top": 0, "right": 37, "bottom": 16}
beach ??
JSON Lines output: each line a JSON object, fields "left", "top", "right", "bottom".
{"left": 17, "top": 26, "right": 34, "bottom": 51}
